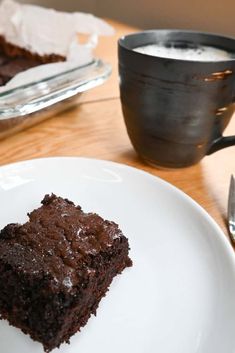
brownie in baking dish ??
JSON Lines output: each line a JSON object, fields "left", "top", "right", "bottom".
{"left": 0, "top": 194, "right": 132, "bottom": 352}
{"left": 0, "top": 36, "right": 65, "bottom": 86}
{"left": 0, "top": 50, "right": 41, "bottom": 85}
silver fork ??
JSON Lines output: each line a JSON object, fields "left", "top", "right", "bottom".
{"left": 228, "top": 175, "right": 235, "bottom": 242}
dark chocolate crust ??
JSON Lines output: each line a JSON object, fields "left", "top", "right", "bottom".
{"left": 0, "top": 194, "right": 132, "bottom": 352}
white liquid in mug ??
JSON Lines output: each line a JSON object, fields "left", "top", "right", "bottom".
{"left": 134, "top": 43, "right": 235, "bottom": 61}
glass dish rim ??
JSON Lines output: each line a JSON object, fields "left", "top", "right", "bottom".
{"left": 0, "top": 59, "right": 97, "bottom": 98}
{"left": 0, "top": 58, "right": 112, "bottom": 120}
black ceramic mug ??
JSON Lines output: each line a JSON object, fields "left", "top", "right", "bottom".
{"left": 118, "top": 30, "right": 235, "bottom": 168}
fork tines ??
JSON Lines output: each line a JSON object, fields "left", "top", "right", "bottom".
{"left": 228, "top": 175, "right": 235, "bottom": 243}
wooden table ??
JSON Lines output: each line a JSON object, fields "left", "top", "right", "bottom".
{"left": 0, "top": 20, "right": 234, "bottom": 243}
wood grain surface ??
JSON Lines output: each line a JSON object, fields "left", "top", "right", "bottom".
{"left": 0, "top": 20, "right": 234, "bottom": 246}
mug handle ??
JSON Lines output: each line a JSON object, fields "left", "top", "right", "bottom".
{"left": 207, "top": 135, "right": 235, "bottom": 155}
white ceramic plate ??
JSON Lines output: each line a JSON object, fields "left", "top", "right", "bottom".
{"left": 0, "top": 157, "right": 234, "bottom": 353}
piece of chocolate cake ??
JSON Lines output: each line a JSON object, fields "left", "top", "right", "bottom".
{"left": 0, "top": 4, "right": 67, "bottom": 87}
{"left": 0, "top": 194, "right": 132, "bottom": 352}
{"left": 0, "top": 0, "right": 114, "bottom": 87}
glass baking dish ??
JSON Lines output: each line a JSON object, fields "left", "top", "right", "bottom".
{"left": 0, "top": 59, "right": 111, "bottom": 140}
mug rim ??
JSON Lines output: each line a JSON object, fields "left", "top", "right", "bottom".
{"left": 118, "top": 29, "right": 235, "bottom": 64}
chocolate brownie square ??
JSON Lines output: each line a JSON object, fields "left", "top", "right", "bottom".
{"left": 0, "top": 194, "right": 132, "bottom": 352}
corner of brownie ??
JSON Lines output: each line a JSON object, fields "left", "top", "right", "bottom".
{"left": 0, "top": 193, "right": 132, "bottom": 352}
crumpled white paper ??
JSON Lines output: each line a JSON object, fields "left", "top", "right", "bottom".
{"left": 0, "top": 0, "right": 114, "bottom": 92}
